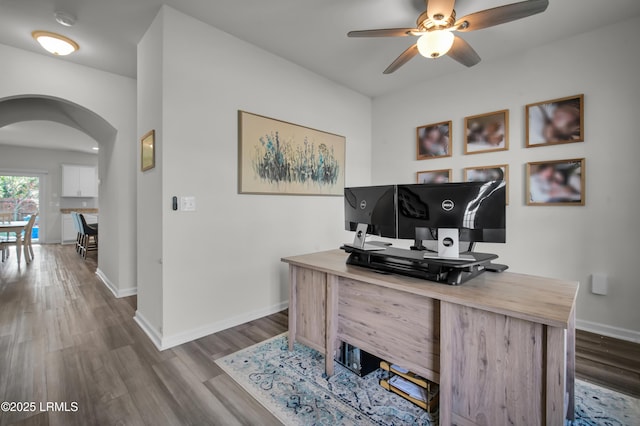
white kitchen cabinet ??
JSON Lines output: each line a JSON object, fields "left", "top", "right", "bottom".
{"left": 62, "top": 165, "right": 98, "bottom": 197}
{"left": 61, "top": 214, "right": 76, "bottom": 244}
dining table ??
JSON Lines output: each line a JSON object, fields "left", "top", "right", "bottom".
{"left": 0, "top": 221, "right": 29, "bottom": 264}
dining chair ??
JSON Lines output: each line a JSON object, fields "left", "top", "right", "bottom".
{"left": 0, "top": 212, "right": 11, "bottom": 256}
{"left": 78, "top": 213, "right": 98, "bottom": 259}
{"left": 23, "top": 213, "right": 38, "bottom": 262}
{"left": 71, "top": 212, "right": 82, "bottom": 254}
{"left": 1, "top": 214, "right": 37, "bottom": 264}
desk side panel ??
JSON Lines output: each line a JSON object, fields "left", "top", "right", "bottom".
{"left": 441, "top": 302, "right": 545, "bottom": 425}
{"left": 294, "top": 267, "right": 327, "bottom": 353}
{"left": 337, "top": 277, "right": 440, "bottom": 383}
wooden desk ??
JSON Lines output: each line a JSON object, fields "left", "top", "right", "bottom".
{"left": 282, "top": 250, "right": 578, "bottom": 426}
{"left": 0, "top": 221, "right": 28, "bottom": 264}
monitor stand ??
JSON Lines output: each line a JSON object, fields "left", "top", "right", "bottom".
{"left": 343, "top": 223, "right": 386, "bottom": 251}
{"left": 422, "top": 228, "right": 475, "bottom": 261}
{"left": 352, "top": 223, "right": 368, "bottom": 249}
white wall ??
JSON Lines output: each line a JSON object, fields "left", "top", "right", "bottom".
{"left": 0, "top": 43, "right": 137, "bottom": 295}
{"left": 136, "top": 6, "right": 372, "bottom": 347}
{"left": 372, "top": 17, "right": 640, "bottom": 338}
{"left": 0, "top": 145, "right": 98, "bottom": 243}
{"left": 136, "top": 12, "right": 165, "bottom": 335}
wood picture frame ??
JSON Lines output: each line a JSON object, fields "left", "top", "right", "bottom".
{"left": 140, "top": 129, "right": 155, "bottom": 172}
{"left": 416, "top": 169, "right": 452, "bottom": 184}
{"left": 464, "top": 109, "right": 509, "bottom": 154}
{"left": 526, "top": 158, "right": 585, "bottom": 206}
{"left": 526, "top": 94, "right": 584, "bottom": 147}
{"left": 238, "top": 110, "right": 346, "bottom": 195}
{"left": 464, "top": 164, "right": 509, "bottom": 205}
{"left": 416, "top": 121, "right": 452, "bottom": 160}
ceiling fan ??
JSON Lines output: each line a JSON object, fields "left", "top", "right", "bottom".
{"left": 348, "top": 0, "right": 549, "bottom": 74}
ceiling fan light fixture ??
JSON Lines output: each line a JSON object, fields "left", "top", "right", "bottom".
{"left": 417, "top": 30, "right": 454, "bottom": 59}
{"left": 32, "top": 30, "right": 79, "bottom": 56}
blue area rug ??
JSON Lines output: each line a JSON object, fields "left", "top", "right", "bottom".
{"left": 215, "top": 334, "right": 639, "bottom": 426}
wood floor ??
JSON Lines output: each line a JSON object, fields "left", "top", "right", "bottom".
{"left": 0, "top": 245, "right": 286, "bottom": 426}
{"left": 576, "top": 329, "right": 640, "bottom": 398}
{"left": 1, "top": 245, "right": 638, "bottom": 426}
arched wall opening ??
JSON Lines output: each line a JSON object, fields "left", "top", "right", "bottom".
{"left": 0, "top": 94, "right": 133, "bottom": 295}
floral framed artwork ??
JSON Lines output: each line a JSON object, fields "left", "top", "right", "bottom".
{"left": 416, "top": 169, "right": 452, "bottom": 184}
{"left": 526, "top": 94, "right": 584, "bottom": 147}
{"left": 464, "top": 164, "right": 509, "bottom": 204}
{"left": 464, "top": 109, "right": 509, "bottom": 154}
{"left": 238, "top": 110, "right": 346, "bottom": 195}
{"left": 416, "top": 121, "right": 451, "bottom": 160}
{"left": 526, "top": 158, "right": 585, "bottom": 206}
{"left": 140, "top": 129, "right": 155, "bottom": 172}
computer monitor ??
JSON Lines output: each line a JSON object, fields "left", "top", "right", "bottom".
{"left": 344, "top": 185, "right": 397, "bottom": 239}
{"left": 397, "top": 181, "right": 506, "bottom": 257}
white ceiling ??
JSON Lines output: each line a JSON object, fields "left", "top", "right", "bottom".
{"left": 0, "top": 121, "right": 99, "bottom": 154}
{"left": 1, "top": 0, "right": 639, "bottom": 98}
{"left": 0, "top": 0, "right": 639, "bottom": 152}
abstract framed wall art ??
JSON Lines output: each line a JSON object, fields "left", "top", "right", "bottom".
{"left": 140, "top": 129, "right": 155, "bottom": 172}
{"left": 238, "top": 111, "right": 345, "bottom": 195}
{"left": 526, "top": 158, "right": 585, "bottom": 206}
{"left": 526, "top": 94, "right": 584, "bottom": 147}
{"left": 416, "top": 121, "right": 452, "bottom": 160}
{"left": 464, "top": 109, "right": 509, "bottom": 154}
{"left": 464, "top": 164, "right": 509, "bottom": 204}
{"left": 416, "top": 169, "right": 452, "bottom": 184}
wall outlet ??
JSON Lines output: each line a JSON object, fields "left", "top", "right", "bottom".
{"left": 591, "top": 273, "right": 608, "bottom": 295}
{"left": 180, "top": 196, "right": 196, "bottom": 212}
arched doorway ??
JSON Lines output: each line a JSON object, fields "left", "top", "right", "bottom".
{"left": 0, "top": 94, "right": 116, "bottom": 249}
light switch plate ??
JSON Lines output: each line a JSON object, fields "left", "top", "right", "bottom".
{"left": 591, "top": 273, "right": 608, "bottom": 295}
{"left": 180, "top": 196, "right": 196, "bottom": 212}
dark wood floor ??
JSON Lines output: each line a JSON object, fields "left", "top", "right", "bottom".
{"left": 1, "top": 246, "right": 638, "bottom": 426}
{"left": 0, "top": 245, "right": 286, "bottom": 426}
{"left": 576, "top": 329, "right": 640, "bottom": 398}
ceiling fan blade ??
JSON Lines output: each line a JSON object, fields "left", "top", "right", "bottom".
{"left": 383, "top": 44, "right": 420, "bottom": 74}
{"left": 427, "top": 0, "right": 455, "bottom": 23}
{"left": 348, "top": 28, "right": 417, "bottom": 37}
{"left": 447, "top": 36, "right": 481, "bottom": 67}
{"left": 455, "top": 0, "right": 549, "bottom": 32}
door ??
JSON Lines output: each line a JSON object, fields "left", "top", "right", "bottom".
{"left": 0, "top": 174, "right": 41, "bottom": 241}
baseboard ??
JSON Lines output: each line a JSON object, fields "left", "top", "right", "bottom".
{"left": 576, "top": 319, "right": 640, "bottom": 343}
{"left": 95, "top": 268, "right": 137, "bottom": 298}
{"left": 154, "top": 301, "right": 289, "bottom": 351}
{"left": 133, "top": 311, "right": 163, "bottom": 351}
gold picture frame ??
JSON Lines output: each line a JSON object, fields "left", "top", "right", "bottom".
{"left": 464, "top": 109, "right": 509, "bottom": 155}
{"left": 464, "top": 164, "right": 510, "bottom": 205}
{"left": 416, "top": 121, "right": 452, "bottom": 160}
{"left": 238, "top": 111, "right": 346, "bottom": 195}
{"left": 526, "top": 158, "right": 585, "bottom": 206}
{"left": 140, "top": 130, "right": 155, "bottom": 172}
{"left": 526, "top": 94, "right": 584, "bottom": 148}
{"left": 416, "top": 169, "right": 452, "bottom": 184}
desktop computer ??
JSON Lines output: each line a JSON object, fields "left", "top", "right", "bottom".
{"left": 342, "top": 181, "right": 507, "bottom": 284}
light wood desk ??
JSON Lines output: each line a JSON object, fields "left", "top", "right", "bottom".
{"left": 282, "top": 250, "right": 578, "bottom": 426}
{"left": 0, "top": 221, "right": 28, "bottom": 264}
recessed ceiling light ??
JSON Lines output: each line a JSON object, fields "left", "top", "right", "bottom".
{"left": 32, "top": 30, "right": 79, "bottom": 56}
{"left": 54, "top": 11, "right": 76, "bottom": 27}
{"left": 92, "top": 147, "right": 99, "bottom": 151}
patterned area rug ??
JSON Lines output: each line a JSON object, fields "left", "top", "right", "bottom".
{"left": 215, "top": 334, "right": 640, "bottom": 426}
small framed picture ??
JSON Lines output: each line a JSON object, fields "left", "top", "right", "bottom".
{"left": 417, "top": 169, "right": 452, "bottom": 184}
{"left": 464, "top": 164, "right": 509, "bottom": 204}
{"left": 464, "top": 109, "right": 509, "bottom": 154}
{"left": 416, "top": 121, "right": 452, "bottom": 160}
{"left": 526, "top": 158, "right": 585, "bottom": 206}
{"left": 141, "top": 129, "right": 155, "bottom": 172}
{"left": 526, "top": 94, "right": 584, "bottom": 147}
